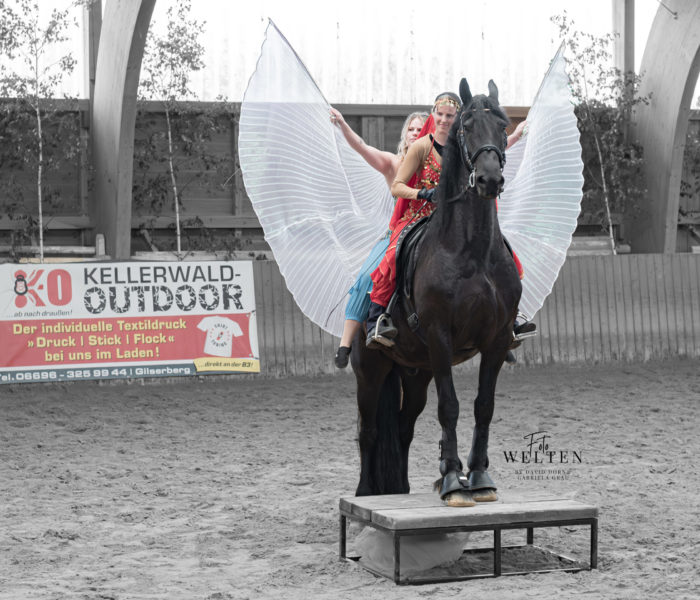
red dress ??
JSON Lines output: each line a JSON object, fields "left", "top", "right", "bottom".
{"left": 370, "top": 143, "right": 441, "bottom": 306}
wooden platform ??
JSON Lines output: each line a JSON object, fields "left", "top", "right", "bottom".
{"left": 339, "top": 492, "right": 598, "bottom": 584}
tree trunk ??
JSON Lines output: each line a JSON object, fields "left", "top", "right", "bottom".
{"left": 164, "top": 106, "right": 182, "bottom": 257}
{"left": 34, "top": 53, "right": 44, "bottom": 263}
{"left": 582, "top": 66, "right": 616, "bottom": 255}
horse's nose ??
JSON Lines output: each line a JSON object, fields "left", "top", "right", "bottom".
{"left": 476, "top": 173, "right": 504, "bottom": 198}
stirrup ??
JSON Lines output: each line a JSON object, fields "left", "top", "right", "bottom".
{"left": 365, "top": 311, "right": 398, "bottom": 349}
{"left": 513, "top": 329, "right": 537, "bottom": 342}
{"left": 514, "top": 312, "right": 537, "bottom": 341}
{"left": 366, "top": 326, "right": 395, "bottom": 348}
{"left": 377, "top": 313, "right": 398, "bottom": 338}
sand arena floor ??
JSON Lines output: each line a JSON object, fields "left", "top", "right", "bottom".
{"left": 1, "top": 359, "right": 698, "bottom": 599}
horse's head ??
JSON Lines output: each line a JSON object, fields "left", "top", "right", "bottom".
{"left": 454, "top": 78, "right": 509, "bottom": 199}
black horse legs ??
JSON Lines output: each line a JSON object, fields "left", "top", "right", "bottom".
{"left": 397, "top": 369, "right": 432, "bottom": 491}
{"left": 355, "top": 373, "right": 387, "bottom": 495}
{"left": 467, "top": 349, "right": 505, "bottom": 473}
{"left": 353, "top": 345, "right": 397, "bottom": 496}
{"left": 430, "top": 363, "right": 463, "bottom": 475}
{"left": 426, "top": 330, "right": 462, "bottom": 474}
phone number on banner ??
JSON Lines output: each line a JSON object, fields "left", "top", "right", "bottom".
{"left": 0, "top": 365, "right": 195, "bottom": 383}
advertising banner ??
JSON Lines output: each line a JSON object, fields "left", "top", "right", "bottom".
{"left": 0, "top": 261, "right": 260, "bottom": 383}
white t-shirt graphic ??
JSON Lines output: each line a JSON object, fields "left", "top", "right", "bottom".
{"left": 197, "top": 316, "right": 244, "bottom": 357}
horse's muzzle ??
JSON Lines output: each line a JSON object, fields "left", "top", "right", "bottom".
{"left": 476, "top": 173, "right": 504, "bottom": 199}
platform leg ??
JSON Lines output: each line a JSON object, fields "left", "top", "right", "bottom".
{"left": 494, "top": 528, "right": 502, "bottom": 576}
{"left": 527, "top": 527, "right": 534, "bottom": 545}
{"left": 590, "top": 518, "right": 598, "bottom": 569}
{"left": 393, "top": 532, "right": 401, "bottom": 583}
{"left": 339, "top": 515, "right": 346, "bottom": 559}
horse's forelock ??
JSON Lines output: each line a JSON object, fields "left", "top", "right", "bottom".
{"left": 446, "top": 93, "right": 508, "bottom": 155}
{"left": 468, "top": 95, "right": 509, "bottom": 125}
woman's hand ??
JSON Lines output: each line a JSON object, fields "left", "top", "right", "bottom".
{"left": 330, "top": 105, "right": 397, "bottom": 182}
{"left": 330, "top": 107, "right": 346, "bottom": 127}
{"left": 417, "top": 188, "right": 435, "bottom": 202}
{"left": 506, "top": 119, "right": 528, "bottom": 149}
{"left": 513, "top": 120, "right": 527, "bottom": 140}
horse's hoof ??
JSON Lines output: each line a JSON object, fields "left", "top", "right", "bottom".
{"left": 471, "top": 488, "right": 498, "bottom": 502}
{"left": 467, "top": 471, "right": 497, "bottom": 502}
{"left": 442, "top": 490, "right": 476, "bottom": 507}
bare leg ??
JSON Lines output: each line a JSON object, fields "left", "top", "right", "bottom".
{"left": 340, "top": 319, "right": 362, "bottom": 348}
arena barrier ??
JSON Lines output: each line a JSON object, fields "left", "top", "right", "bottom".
{"left": 518, "top": 253, "right": 700, "bottom": 366}
{"left": 252, "top": 254, "right": 700, "bottom": 376}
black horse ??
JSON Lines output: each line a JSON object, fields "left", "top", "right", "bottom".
{"left": 351, "top": 79, "right": 522, "bottom": 507}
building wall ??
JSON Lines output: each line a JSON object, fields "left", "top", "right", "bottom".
{"left": 1, "top": 102, "right": 698, "bottom": 256}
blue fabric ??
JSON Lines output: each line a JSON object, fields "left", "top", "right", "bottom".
{"left": 345, "top": 234, "right": 390, "bottom": 321}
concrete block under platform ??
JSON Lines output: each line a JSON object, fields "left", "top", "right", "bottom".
{"left": 339, "top": 492, "right": 598, "bottom": 585}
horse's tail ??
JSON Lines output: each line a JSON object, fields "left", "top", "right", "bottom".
{"left": 371, "top": 365, "right": 406, "bottom": 494}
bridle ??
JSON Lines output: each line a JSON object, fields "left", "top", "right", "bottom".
{"left": 456, "top": 108, "right": 507, "bottom": 189}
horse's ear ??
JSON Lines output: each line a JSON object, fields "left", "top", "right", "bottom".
{"left": 488, "top": 79, "right": 499, "bottom": 103}
{"left": 459, "top": 78, "right": 472, "bottom": 106}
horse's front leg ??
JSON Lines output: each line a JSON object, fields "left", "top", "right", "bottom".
{"left": 467, "top": 346, "right": 507, "bottom": 502}
{"left": 428, "top": 331, "right": 475, "bottom": 507}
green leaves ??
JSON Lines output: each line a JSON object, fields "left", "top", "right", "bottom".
{"left": 0, "top": 0, "right": 80, "bottom": 258}
{"left": 134, "top": 0, "right": 238, "bottom": 255}
{"left": 0, "top": 0, "right": 77, "bottom": 100}
{"left": 139, "top": 0, "right": 205, "bottom": 105}
{"left": 552, "top": 12, "right": 650, "bottom": 241}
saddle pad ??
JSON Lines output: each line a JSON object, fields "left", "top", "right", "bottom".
{"left": 391, "top": 214, "right": 432, "bottom": 310}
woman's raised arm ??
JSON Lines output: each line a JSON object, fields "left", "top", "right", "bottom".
{"left": 330, "top": 108, "right": 398, "bottom": 182}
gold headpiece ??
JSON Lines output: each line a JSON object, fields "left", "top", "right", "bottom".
{"left": 433, "top": 97, "right": 460, "bottom": 111}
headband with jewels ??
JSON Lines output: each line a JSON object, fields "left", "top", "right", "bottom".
{"left": 432, "top": 95, "right": 461, "bottom": 112}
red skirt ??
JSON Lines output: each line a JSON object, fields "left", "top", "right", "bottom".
{"left": 369, "top": 199, "right": 525, "bottom": 307}
{"left": 370, "top": 200, "right": 435, "bottom": 306}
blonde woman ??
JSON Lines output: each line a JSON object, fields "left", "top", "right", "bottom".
{"left": 330, "top": 108, "right": 428, "bottom": 368}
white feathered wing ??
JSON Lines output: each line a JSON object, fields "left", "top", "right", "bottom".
{"left": 499, "top": 46, "right": 584, "bottom": 318}
{"left": 239, "top": 23, "right": 583, "bottom": 336}
{"left": 238, "top": 22, "right": 393, "bottom": 338}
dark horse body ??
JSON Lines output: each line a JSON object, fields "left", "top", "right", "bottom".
{"left": 352, "top": 79, "right": 522, "bottom": 506}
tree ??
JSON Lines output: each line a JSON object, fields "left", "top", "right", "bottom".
{"left": 138, "top": 0, "right": 209, "bottom": 257}
{"left": 0, "top": 0, "right": 80, "bottom": 261}
{"left": 552, "top": 12, "right": 649, "bottom": 251}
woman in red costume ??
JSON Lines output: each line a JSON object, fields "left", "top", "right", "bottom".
{"left": 366, "top": 92, "right": 529, "bottom": 348}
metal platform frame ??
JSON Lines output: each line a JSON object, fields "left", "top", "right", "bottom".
{"left": 339, "top": 509, "right": 598, "bottom": 585}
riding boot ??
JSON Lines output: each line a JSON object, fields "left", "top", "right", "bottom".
{"left": 366, "top": 302, "right": 398, "bottom": 349}
{"left": 514, "top": 312, "right": 537, "bottom": 338}
{"left": 511, "top": 312, "right": 537, "bottom": 350}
